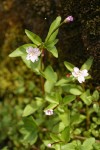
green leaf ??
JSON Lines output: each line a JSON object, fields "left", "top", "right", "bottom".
{"left": 56, "top": 77, "right": 73, "bottom": 86}
{"left": 20, "top": 116, "right": 38, "bottom": 145}
{"left": 52, "top": 122, "right": 65, "bottom": 133}
{"left": 44, "top": 66, "right": 57, "bottom": 83}
{"left": 64, "top": 61, "right": 75, "bottom": 72}
{"left": 80, "top": 89, "right": 93, "bottom": 105}
{"left": 93, "top": 143, "right": 100, "bottom": 150}
{"left": 92, "top": 90, "right": 99, "bottom": 101}
{"left": 9, "top": 44, "right": 35, "bottom": 57}
{"left": 63, "top": 84, "right": 83, "bottom": 95}
{"left": 59, "top": 111, "right": 70, "bottom": 126}
{"left": 50, "top": 133, "right": 60, "bottom": 142}
{"left": 82, "top": 138, "right": 95, "bottom": 150}
{"left": 44, "top": 103, "right": 58, "bottom": 111}
{"left": 44, "top": 80, "right": 55, "bottom": 93}
{"left": 45, "top": 93, "right": 59, "bottom": 104}
{"left": 22, "top": 105, "right": 34, "bottom": 117}
{"left": 25, "top": 29, "right": 42, "bottom": 46}
{"left": 46, "top": 46, "right": 58, "bottom": 58}
{"left": 81, "top": 56, "right": 93, "bottom": 70}
{"left": 60, "top": 126, "right": 70, "bottom": 142}
{"left": 21, "top": 55, "right": 41, "bottom": 74}
{"left": 71, "top": 113, "right": 86, "bottom": 125}
{"left": 54, "top": 144, "right": 61, "bottom": 150}
{"left": 61, "top": 143, "right": 75, "bottom": 150}
{"left": 45, "top": 39, "right": 59, "bottom": 47}
{"left": 45, "top": 16, "right": 61, "bottom": 42}
{"left": 63, "top": 95, "right": 76, "bottom": 105}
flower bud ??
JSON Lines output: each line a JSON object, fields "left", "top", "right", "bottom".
{"left": 48, "top": 143, "right": 52, "bottom": 147}
{"left": 66, "top": 73, "right": 71, "bottom": 77}
{"left": 64, "top": 16, "right": 73, "bottom": 23}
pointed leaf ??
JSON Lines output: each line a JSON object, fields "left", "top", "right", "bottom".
{"left": 45, "top": 16, "right": 61, "bottom": 42}
{"left": 22, "top": 104, "right": 34, "bottom": 117}
{"left": 81, "top": 56, "right": 93, "bottom": 70}
{"left": 25, "top": 29, "right": 42, "bottom": 46}
{"left": 44, "top": 66, "right": 57, "bottom": 82}
{"left": 45, "top": 94, "right": 59, "bottom": 104}
{"left": 47, "top": 46, "right": 58, "bottom": 58}
{"left": 63, "top": 95, "right": 76, "bottom": 105}
{"left": 50, "top": 133, "right": 60, "bottom": 142}
{"left": 56, "top": 77, "right": 73, "bottom": 86}
{"left": 44, "top": 103, "right": 58, "bottom": 111}
{"left": 64, "top": 61, "right": 75, "bottom": 72}
{"left": 9, "top": 44, "right": 35, "bottom": 57}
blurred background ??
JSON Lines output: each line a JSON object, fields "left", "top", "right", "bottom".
{"left": 0, "top": 0, "right": 100, "bottom": 149}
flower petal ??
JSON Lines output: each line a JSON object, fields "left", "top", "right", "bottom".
{"left": 26, "top": 55, "right": 30, "bottom": 60}
{"left": 78, "top": 76, "right": 85, "bottom": 83}
{"left": 81, "top": 69, "right": 89, "bottom": 77}
{"left": 72, "top": 67, "right": 80, "bottom": 77}
{"left": 74, "top": 67, "right": 79, "bottom": 73}
{"left": 30, "top": 56, "right": 38, "bottom": 62}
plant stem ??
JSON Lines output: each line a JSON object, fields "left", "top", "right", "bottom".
{"left": 86, "top": 105, "right": 90, "bottom": 130}
{"left": 40, "top": 49, "right": 45, "bottom": 95}
{"left": 73, "top": 135, "right": 100, "bottom": 143}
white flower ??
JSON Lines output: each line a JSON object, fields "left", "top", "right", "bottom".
{"left": 47, "top": 143, "right": 52, "bottom": 148}
{"left": 44, "top": 109, "right": 53, "bottom": 116}
{"left": 72, "top": 67, "right": 89, "bottom": 83}
{"left": 26, "top": 47, "right": 41, "bottom": 63}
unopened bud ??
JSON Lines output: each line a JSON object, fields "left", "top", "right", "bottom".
{"left": 64, "top": 16, "right": 73, "bottom": 23}
{"left": 66, "top": 73, "right": 71, "bottom": 78}
{"left": 48, "top": 143, "right": 52, "bottom": 147}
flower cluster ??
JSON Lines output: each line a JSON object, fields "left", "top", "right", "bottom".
{"left": 26, "top": 47, "right": 41, "bottom": 63}
{"left": 72, "top": 67, "right": 89, "bottom": 83}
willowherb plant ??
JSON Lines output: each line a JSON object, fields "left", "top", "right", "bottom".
{"left": 9, "top": 16, "right": 100, "bottom": 150}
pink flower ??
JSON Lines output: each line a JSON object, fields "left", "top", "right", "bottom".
{"left": 64, "top": 16, "right": 73, "bottom": 23}
{"left": 44, "top": 109, "right": 53, "bottom": 116}
{"left": 26, "top": 47, "right": 41, "bottom": 63}
{"left": 72, "top": 67, "right": 89, "bottom": 83}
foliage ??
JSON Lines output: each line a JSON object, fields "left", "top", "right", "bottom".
{"left": 0, "top": 16, "right": 100, "bottom": 150}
